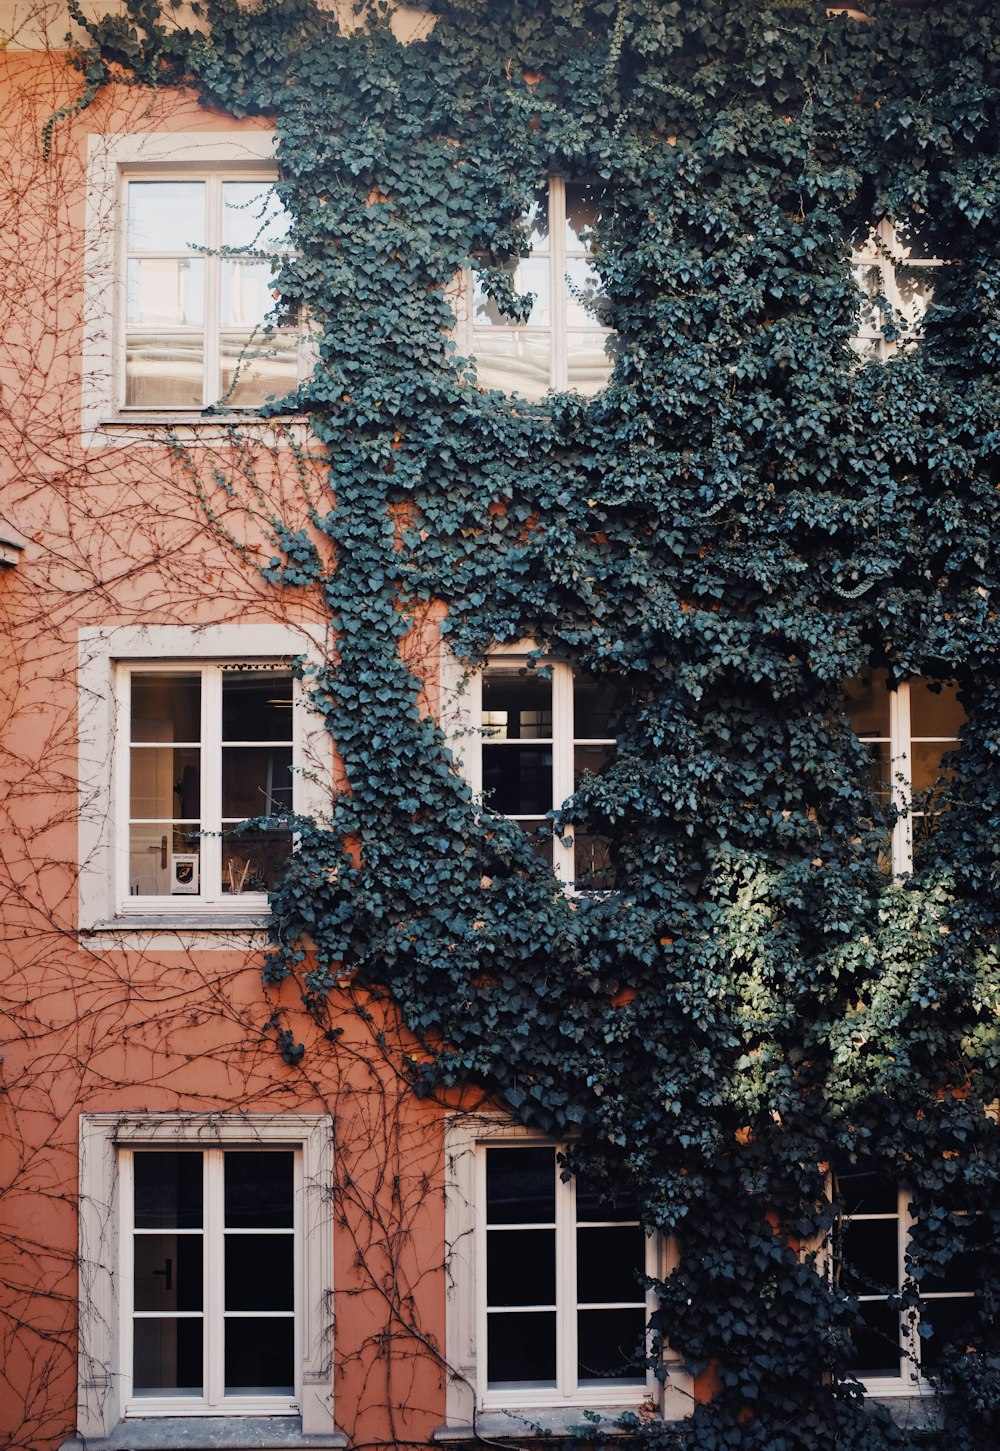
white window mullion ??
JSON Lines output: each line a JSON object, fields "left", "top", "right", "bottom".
{"left": 203, "top": 179, "right": 222, "bottom": 408}
{"left": 114, "top": 668, "right": 133, "bottom": 913}
{"left": 120, "top": 1149, "right": 137, "bottom": 1412}
{"left": 205, "top": 1149, "right": 225, "bottom": 1408}
{"left": 898, "top": 1188, "right": 919, "bottom": 1381}
{"left": 202, "top": 667, "right": 223, "bottom": 902}
{"left": 475, "top": 1147, "right": 490, "bottom": 1407}
{"left": 551, "top": 663, "right": 575, "bottom": 884}
{"left": 549, "top": 178, "right": 567, "bottom": 390}
{"left": 558, "top": 1163, "right": 577, "bottom": 1399}
{"left": 890, "top": 682, "right": 913, "bottom": 874}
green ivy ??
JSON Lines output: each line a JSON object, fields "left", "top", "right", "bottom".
{"left": 64, "top": 1, "right": 1000, "bottom": 1445}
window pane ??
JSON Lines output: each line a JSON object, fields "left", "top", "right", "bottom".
{"left": 842, "top": 671, "right": 891, "bottom": 737}
{"left": 895, "top": 266, "right": 935, "bottom": 332}
{"left": 487, "top": 1229, "right": 555, "bottom": 1307}
{"left": 566, "top": 331, "right": 618, "bottom": 395}
{"left": 220, "top": 331, "right": 299, "bottom": 408}
{"left": 127, "top": 181, "right": 205, "bottom": 253}
{"left": 564, "top": 182, "right": 605, "bottom": 252}
{"left": 222, "top": 747, "right": 293, "bottom": 818}
{"left": 224, "top": 1316, "right": 294, "bottom": 1394}
{"left": 919, "top": 1297, "right": 974, "bottom": 1370}
{"left": 131, "top": 673, "right": 201, "bottom": 744}
{"left": 851, "top": 1300, "right": 902, "bottom": 1377}
{"left": 572, "top": 831, "right": 615, "bottom": 891}
{"left": 472, "top": 328, "right": 551, "bottom": 397}
{"left": 222, "top": 671, "right": 295, "bottom": 741}
{"left": 221, "top": 182, "right": 291, "bottom": 252}
{"left": 127, "top": 258, "right": 204, "bottom": 328}
{"left": 577, "top": 1226, "right": 644, "bottom": 1304}
{"left": 483, "top": 745, "right": 552, "bottom": 815}
{"left": 130, "top": 746, "right": 200, "bottom": 818}
{"left": 912, "top": 741, "right": 957, "bottom": 796}
{"left": 840, "top": 1219, "right": 900, "bottom": 1298}
{"left": 473, "top": 258, "right": 550, "bottom": 328}
{"left": 125, "top": 335, "right": 204, "bottom": 409}
{"left": 486, "top": 1146, "right": 555, "bottom": 1224}
{"left": 564, "top": 257, "right": 612, "bottom": 328}
{"left": 225, "top": 1151, "right": 294, "bottom": 1227}
{"left": 225, "top": 1235, "right": 294, "bottom": 1311}
{"left": 909, "top": 678, "right": 965, "bottom": 738}
{"left": 220, "top": 259, "right": 284, "bottom": 330}
{"left": 524, "top": 189, "right": 549, "bottom": 250}
{"left": 577, "top": 1307, "right": 646, "bottom": 1381}
{"left": 487, "top": 1309, "right": 556, "bottom": 1384}
{"left": 220, "top": 827, "right": 291, "bottom": 893}
{"left": 838, "top": 1171, "right": 900, "bottom": 1217}
{"left": 128, "top": 824, "right": 200, "bottom": 897}
{"left": 574, "top": 744, "right": 614, "bottom": 784}
{"left": 134, "top": 1234, "right": 203, "bottom": 1312}
{"left": 574, "top": 679, "right": 619, "bottom": 739}
{"left": 133, "top": 1317, "right": 203, "bottom": 1394}
{"left": 482, "top": 667, "right": 552, "bottom": 739}
{"left": 134, "top": 1152, "right": 203, "bottom": 1229}
{"left": 576, "top": 1178, "right": 640, "bottom": 1224}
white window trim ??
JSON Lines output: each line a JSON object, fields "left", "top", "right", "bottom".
{"left": 850, "top": 219, "right": 946, "bottom": 362}
{"left": 78, "top": 622, "right": 333, "bottom": 939}
{"left": 75, "top": 1113, "right": 336, "bottom": 1440}
{"left": 440, "top": 640, "right": 613, "bottom": 889}
{"left": 83, "top": 131, "right": 311, "bottom": 445}
{"left": 442, "top": 1114, "right": 691, "bottom": 1430}
{"left": 458, "top": 175, "right": 616, "bottom": 399}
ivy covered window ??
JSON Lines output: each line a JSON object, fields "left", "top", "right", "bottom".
{"left": 123, "top": 174, "right": 300, "bottom": 410}
{"left": 849, "top": 220, "right": 946, "bottom": 360}
{"left": 835, "top": 1169, "right": 977, "bottom": 1390}
{"left": 841, "top": 672, "right": 964, "bottom": 873}
{"left": 470, "top": 652, "right": 619, "bottom": 889}
{"left": 470, "top": 177, "right": 617, "bottom": 399}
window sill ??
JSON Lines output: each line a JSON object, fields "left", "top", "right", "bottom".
{"left": 59, "top": 1418, "right": 347, "bottom": 1451}
{"left": 85, "top": 915, "right": 270, "bottom": 932}
{"left": 435, "top": 1409, "right": 653, "bottom": 1442}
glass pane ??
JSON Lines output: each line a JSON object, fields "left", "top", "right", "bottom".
{"left": 487, "top": 1310, "right": 556, "bottom": 1384}
{"left": 919, "top": 1297, "right": 974, "bottom": 1370}
{"left": 842, "top": 670, "right": 891, "bottom": 738}
{"left": 564, "top": 257, "right": 612, "bottom": 328}
{"left": 577, "top": 1307, "right": 646, "bottom": 1381}
{"left": 486, "top": 1146, "right": 555, "bottom": 1225}
{"left": 473, "top": 257, "right": 550, "bottom": 328}
{"left": 127, "top": 258, "right": 204, "bottom": 329}
{"left": 225, "top": 1151, "right": 294, "bottom": 1227}
{"left": 574, "top": 678, "right": 619, "bottom": 738}
{"left": 127, "top": 181, "right": 205, "bottom": 253}
{"left": 225, "top": 1234, "right": 294, "bottom": 1311}
{"left": 840, "top": 1219, "right": 900, "bottom": 1298}
{"left": 895, "top": 266, "right": 934, "bottom": 332}
{"left": 910, "top": 678, "right": 965, "bottom": 738}
{"left": 134, "top": 1234, "right": 203, "bottom": 1312}
{"left": 564, "top": 182, "right": 606, "bottom": 252}
{"left": 577, "top": 1226, "right": 645, "bottom": 1303}
{"left": 864, "top": 740, "right": 891, "bottom": 805}
{"left": 851, "top": 1299, "right": 902, "bottom": 1377}
{"left": 567, "top": 331, "right": 618, "bottom": 395}
{"left": 483, "top": 744, "right": 552, "bottom": 815}
{"left": 577, "top": 1178, "right": 640, "bottom": 1224}
{"left": 222, "top": 746, "right": 293, "bottom": 818}
{"left": 487, "top": 1229, "right": 555, "bottom": 1307}
{"left": 219, "top": 331, "right": 299, "bottom": 408}
{"left": 224, "top": 1316, "right": 293, "bottom": 1394}
{"left": 134, "top": 1152, "right": 203, "bottom": 1229}
{"left": 523, "top": 818, "right": 556, "bottom": 870}
{"left": 220, "top": 827, "right": 291, "bottom": 893}
{"left": 220, "top": 259, "right": 283, "bottom": 329}
{"left": 482, "top": 667, "right": 551, "bottom": 739}
{"left": 574, "top": 744, "right": 614, "bottom": 784}
{"left": 131, "top": 673, "right": 201, "bottom": 744}
{"left": 222, "top": 671, "right": 295, "bottom": 741}
{"left": 912, "top": 741, "right": 956, "bottom": 796}
{"left": 128, "top": 823, "right": 200, "bottom": 897}
{"left": 524, "top": 188, "right": 548, "bottom": 250}
{"left": 472, "top": 328, "right": 551, "bottom": 398}
{"left": 130, "top": 746, "right": 200, "bottom": 818}
{"left": 221, "top": 181, "right": 290, "bottom": 252}
{"left": 573, "top": 832, "right": 615, "bottom": 890}
{"left": 133, "top": 1317, "right": 203, "bottom": 1394}
{"left": 125, "top": 334, "right": 204, "bottom": 409}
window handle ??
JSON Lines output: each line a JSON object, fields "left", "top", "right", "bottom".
{"left": 152, "top": 1257, "right": 173, "bottom": 1292}
{"left": 160, "top": 835, "right": 167, "bottom": 870}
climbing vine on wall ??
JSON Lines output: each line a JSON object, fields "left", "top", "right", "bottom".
{"left": 63, "top": 0, "right": 1000, "bottom": 1446}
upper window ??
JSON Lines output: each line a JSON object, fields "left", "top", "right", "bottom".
{"left": 76, "top": 1113, "right": 335, "bottom": 1439}
{"left": 452, "top": 649, "right": 620, "bottom": 889}
{"left": 123, "top": 173, "right": 300, "bottom": 411}
{"left": 842, "top": 672, "right": 964, "bottom": 874}
{"left": 850, "top": 220, "right": 946, "bottom": 361}
{"left": 836, "top": 1169, "right": 976, "bottom": 1393}
{"left": 470, "top": 178, "right": 617, "bottom": 400}
{"left": 120, "top": 662, "right": 296, "bottom": 912}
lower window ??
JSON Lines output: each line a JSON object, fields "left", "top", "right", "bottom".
{"left": 75, "top": 1114, "right": 335, "bottom": 1438}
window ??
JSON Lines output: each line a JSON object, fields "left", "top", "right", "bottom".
{"left": 443, "top": 1120, "right": 686, "bottom": 1427}
{"left": 835, "top": 1169, "right": 976, "bottom": 1394}
{"left": 123, "top": 173, "right": 299, "bottom": 411}
{"left": 78, "top": 623, "right": 332, "bottom": 932}
{"left": 470, "top": 177, "right": 617, "bottom": 400}
{"left": 446, "top": 648, "right": 620, "bottom": 889}
{"left": 850, "top": 220, "right": 946, "bottom": 360}
{"left": 76, "top": 1114, "right": 337, "bottom": 1440}
{"left": 842, "top": 671, "right": 965, "bottom": 874}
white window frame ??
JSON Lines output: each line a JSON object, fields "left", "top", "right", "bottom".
{"left": 850, "top": 219, "right": 946, "bottom": 361}
{"left": 833, "top": 1181, "right": 975, "bottom": 1399}
{"left": 83, "top": 132, "right": 310, "bottom": 442}
{"left": 440, "top": 641, "right": 616, "bottom": 889}
{"left": 845, "top": 675, "right": 963, "bottom": 875}
{"left": 75, "top": 1113, "right": 337, "bottom": 1440}
{"left": 443, "top": 1115, "right": 690, "bottom": 1429}
{"left": 78, "top": 623, "right": 333, "bottom": 937}
{"left": 461, "top": 175, "right": 617, "bottom": 399}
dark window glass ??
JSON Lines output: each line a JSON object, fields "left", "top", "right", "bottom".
{"left": 134, "top": 1152, "right": 203, "bottom": 1229}
{"left": 483, "top": 744, "right": 552, "bottom": 815}
{"left": 225, "top": 1151, "right": 294, "bottom": 1227}
{"left": 577, "top": 1226, "right": 644, "bottom": 1304}
{"left": 576, "top": 1178, "right": 640, "bottom": 1223}
{"left": 487, "top": 1310, "right": 556, "bottom": 1384}
{"left": 222, "top": 670, "right": 294, "bottom": 742}
{"left": 919, "top": 1296, "right": 974, "bottom": 1370}
{"left": 577, "top": 1308, "right": 646, "bottom": 1381}
{"left": 131, "top": 673, "right": 201, "bottom": 744}
{"left": 851, "top": 1300, "right": 903, "bottom": 1377}
{"left": 225, "top": 1235, "right": 294, "bottom": 1311}
{"left": 573, "top": 679, "right": 618, "bottom": 738}
{"left": 133, "top": 1317, "right": 203, "bottom": 1393}
{"left": 224, "top": 1316, "right": 294, "bottom": 1393}
{"left": 134, "top": 1234, "right": 203, "bottom": 1312}
{"left": 486, "top": 1146, "right": 555, "bottom": 1225}
{"left": 487, "top": 1229, "right": 555, "bottom": 1307}
{"left": 840, "top": 1218, "right": 900, "bottom": 1298}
